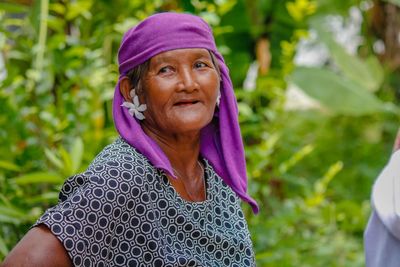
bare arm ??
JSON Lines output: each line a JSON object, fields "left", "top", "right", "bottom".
{"left": 1, "top": 224, "right": 72, "bottom": 267}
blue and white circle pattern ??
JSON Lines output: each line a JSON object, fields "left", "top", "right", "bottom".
{"left": 35, "top": 138, "right": 255, "bottom": 266}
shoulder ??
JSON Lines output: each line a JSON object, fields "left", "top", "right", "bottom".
{"left": 55, "top": 137, "right": 157, "bottom": 207}
{"left": 90, "top": 137, "right": 151, "bottom": 169}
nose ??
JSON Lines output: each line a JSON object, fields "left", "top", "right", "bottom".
{"left": 177, "top": 67, "right": 199, "bottom": 92}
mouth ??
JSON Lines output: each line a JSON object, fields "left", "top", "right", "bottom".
{"left": 173, "top": 100, "right": 200, "bottom": 107}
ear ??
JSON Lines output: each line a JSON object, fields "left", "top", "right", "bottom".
{"left": 120, "top": 76, "right": 133, "bottom": 102}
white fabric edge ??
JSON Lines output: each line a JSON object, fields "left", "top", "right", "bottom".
{"left": 372, "top": 150, "right": 400, "bottom": 240}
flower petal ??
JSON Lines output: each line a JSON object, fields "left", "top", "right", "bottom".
{"left": 128, "top": 108, "right": 135, "bottom": 116}
{"left": 121, "top": 101, "right": 135, "bottom": 109}
{"left": 137, "top": 104, "right": 147, "bottom": 112}
{"left": 133, "top": 96, "right": 140, "bottom": 107}
{"left": 134, "top": 110, "right": 145, "bottom": 120}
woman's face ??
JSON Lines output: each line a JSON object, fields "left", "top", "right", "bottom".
{"left": 141, "top": 48, "right": 220, "bottom": 136}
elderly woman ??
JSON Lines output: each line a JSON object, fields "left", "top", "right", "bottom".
{"left": 3, "top": 12, "right": 258, "bottom": 266}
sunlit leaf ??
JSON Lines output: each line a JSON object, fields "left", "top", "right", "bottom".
{"left": 0, "top": 160, "right": 20, "bottom": 171}
{"left": 279, "top": 144, "right": 314, "bottom": 174}
{"left": 0, "top": 2, "right": 28, "bottom": 13}
{"left": 49, "top": 3, "right": 65, "bottom": 15}
{"left": 66, "top": 0, "right": 93, "bottom": 20}
{"left": 315, "top": 161, "right": 343, "bottom": 194}
{"left": 11, "top": 172, "right": 63, "bottom": 185}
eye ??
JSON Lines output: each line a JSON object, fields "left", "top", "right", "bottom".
{"left": 158, "top": 66, "right": 173, "bottom": 74}
{"left": 194, "top": 62, "right": 208, "bottom": 69}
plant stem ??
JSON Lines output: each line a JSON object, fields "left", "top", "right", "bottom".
{"left": 35, "top": 0, "right": 48, "bottom": 73}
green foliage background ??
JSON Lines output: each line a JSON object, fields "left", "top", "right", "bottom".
{"left": 0, "top": 0, "right": 399, "bottom": 266}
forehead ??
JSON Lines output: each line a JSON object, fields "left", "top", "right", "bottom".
{"left": 150, "top": 48, "right": 211, "bottom": 64}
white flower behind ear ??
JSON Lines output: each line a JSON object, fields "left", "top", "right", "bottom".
{"left": 121, "top": 89, "right": 147, "bottom": 120}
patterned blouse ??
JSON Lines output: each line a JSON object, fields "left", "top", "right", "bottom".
{"left": 34, "top": 137, "right": 255, "bottom": 266}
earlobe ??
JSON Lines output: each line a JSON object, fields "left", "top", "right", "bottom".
{"left": 216, "top": 91, "right": 221, "bottom": 108}
{"left": 120, "top": 76, "right": 133, "bottom": 101}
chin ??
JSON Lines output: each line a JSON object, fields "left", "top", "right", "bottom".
{"left": 173, "top": 117, "right": 212, "bottom": 133}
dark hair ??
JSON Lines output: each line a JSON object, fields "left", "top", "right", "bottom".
{"left": 125, "top": 50, "right": 220, "bottom": 94}
{"left": 208, "top": 50, "right": 220, "bottom": 76}
{"left": 126, "top": 60, "right": 150, "bottom": 95}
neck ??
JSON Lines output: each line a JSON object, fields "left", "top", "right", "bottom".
{"left": 141, "top": 123, "right": 201, "bottom": 177}
{"left": 141, "top": 122, "right": 206, "bottom": 202}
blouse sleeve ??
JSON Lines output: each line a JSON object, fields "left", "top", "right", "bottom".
{"left": 365, "top": 150, "right": 400, "bottom": 267}
{"left": 33, "top": 162, "right": 139, "bottom": 266}
{"left": 364, "top": 210, "right": 400, "bottom": 267}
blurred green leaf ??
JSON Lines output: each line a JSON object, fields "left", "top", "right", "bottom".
{"left": 315, "top": 161, "right": 343, "bottom": 195}
{"left": 59, "top": 147, "right": 73, "bottom": 175}
{"left": 365, "top": 56, "right": 385, "bottom": 92}
{"left": 279, "top": 144, "right": 314, "bottom": 174}
{"left": 313, "top": 0, "right": 360, "bottom": 15}
{"left": 70, "top": 137, "right": 83, "bottom": 173}
{"left": 11, "top": 172, "right": 63, "bottom": 185}
{"left": 0, "top": 205, "right": 27, "bottom": 223}
{"left": 316, "top": 29, "right": 384, "bottom": 92}
{"left": 290, "top": 67, "right": 388, "bottom": 115}
{"left": 45, "top": 149, "right": 64, "bottom": 170}
{"left": 66, "top": 0, "right": 93, "bottom": 20}
{"left": 0, "top": 160, "right": 20, "bottom": 172}
{"left": 29, "top": 192, "right": 59, "bottom": 204}
{"left": 0, "top": 2, "right": 28, "bottom": 13}
{"left": 0, "top": 236, "right": 8, "bottom": 258}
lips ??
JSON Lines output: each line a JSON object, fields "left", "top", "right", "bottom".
{"left": 173, "top": 99, "right": 200, "bottom": 106}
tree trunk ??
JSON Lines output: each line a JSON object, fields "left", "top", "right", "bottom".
{"left": 369, "top": 0, "right": 400, "bottom": 70}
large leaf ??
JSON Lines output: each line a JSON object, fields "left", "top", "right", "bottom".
{"left": 11, "top": 172, "right": 63, "bottom": 185}
{"left": 290, "top": 67, "right": 388, "bottom": 115}
{"left": 318, "top": 30, "right": 383, "bottom": 92}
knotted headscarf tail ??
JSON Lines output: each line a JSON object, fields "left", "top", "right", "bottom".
{"left": 113, "top": 12, "right": 259, "bottom": 213}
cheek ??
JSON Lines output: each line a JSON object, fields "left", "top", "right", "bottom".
{"left": 142, "top": 87, "right": 173, "bottom": 122}
{"left": 203, "top": 76, "right": 220, "bottom": 102}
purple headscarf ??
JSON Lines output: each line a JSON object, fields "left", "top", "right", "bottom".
{"left": 113, "top": 12, "right": 259, "bottom": 213}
